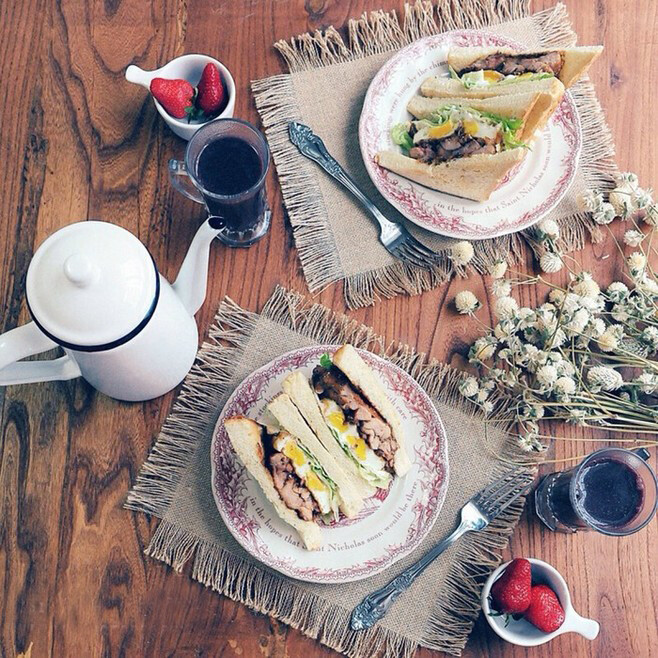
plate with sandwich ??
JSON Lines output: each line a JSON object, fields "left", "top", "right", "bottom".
{"left": 360, "top": 30, "right": 602, "bottom": 240}
{"left": 211, "top": 344, "right": 449, "bottom": 583}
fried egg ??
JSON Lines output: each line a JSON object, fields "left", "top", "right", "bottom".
{"left": 319, "top": 399, "right": 390, "bottom": 486}
{"left": 272, "top": 432, "right": 335, "bottom": 515}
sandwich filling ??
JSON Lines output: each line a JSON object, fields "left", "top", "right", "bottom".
{"left": 458, "top": 51, "right": 564, "bottom": 77}
{"left": 265, "top": 430, "right": 340, "bottom": 523}
{"left": 453, "top": 51, "right": 563, "bottom": 89}
{"left": 312, "top": 364, "right": 398, "bottom": 474}
{"left": 391, "top": 105, "right": 525, "bottom": 165}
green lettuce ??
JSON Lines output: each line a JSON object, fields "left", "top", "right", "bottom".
{"left": 391, "top": 122, "right": 414, "bottom": 151}
{"left": 328, "top": 425, "right": 391, "bottom": 489}
{"left": 296, "top": 439, "right": 341, "bottom": 522}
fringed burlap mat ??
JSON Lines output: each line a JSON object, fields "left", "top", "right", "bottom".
{"left": 126, "top": 286, "right": 537, "bottom": 656}
{"left": 251, "top": 1, "right": 616, "bottom": 309}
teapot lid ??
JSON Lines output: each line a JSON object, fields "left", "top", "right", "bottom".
{"left": 26, "top": 221, "right": 158, "bottom": 350}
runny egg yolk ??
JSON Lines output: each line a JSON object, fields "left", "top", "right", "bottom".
{"left": 305, "top": 471, "right": 327, "bottom": 493}
{"left": 462, "top": 119, "right": 479, "bottom": 136}
{"left": 327, "top": 411, "right": 348, "bottom": 432}
{"left": 347, "top": 435, "right": 367, "bottom": 461}
{"left": 281, "top": 441, "right": 306, "bottom": 467}
{"left": 428, "top": 120, "right": 454, "bottom": 139}
{"left": 483, "top": 70, "right": 504, "bottom": 83}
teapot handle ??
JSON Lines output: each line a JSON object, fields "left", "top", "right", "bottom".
{"left": 0, "top": 322, "right": 81, "bottom": 385}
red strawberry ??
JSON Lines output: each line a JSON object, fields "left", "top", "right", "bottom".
{"left": 196, "top": 63, "right": 226, "bottom": 116}
{"left": 150, "top": 78, "right": 196, "bottom": 120}
{"left": 490, "top": 558, "right": 532, "bottom": 614}
{"left": 524, "top": 585, "right": 565, "bottom": 632}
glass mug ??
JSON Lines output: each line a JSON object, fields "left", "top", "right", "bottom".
{"left": 534, "top": 447, "right": 657, "bottom": 536}
{"left": 169, "top": 118, "right": 271, "bottom": 247}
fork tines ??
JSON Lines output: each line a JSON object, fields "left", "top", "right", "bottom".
{"left": 474, "top": 466, "right": 536, "bottom": 520}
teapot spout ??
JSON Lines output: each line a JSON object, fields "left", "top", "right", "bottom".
{"left": 172, "top": 218, "right": 220, "bottom": 316}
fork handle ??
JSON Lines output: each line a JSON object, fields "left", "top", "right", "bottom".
{"left": 350, "top": 520, "right": 471, "bottom": 630}
{"left": 288, "top": 121, "right": 396, "bottom": 234}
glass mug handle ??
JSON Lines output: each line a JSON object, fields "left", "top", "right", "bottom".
{"left": 168, "top": 159, "right": 205, "bottom": 204}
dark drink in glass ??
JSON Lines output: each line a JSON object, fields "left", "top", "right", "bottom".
{"left": 534, "top": 448, "right": 657, "bottom": 535}
{"left": 169, "top": 118, "right": 271, "bottom": 247}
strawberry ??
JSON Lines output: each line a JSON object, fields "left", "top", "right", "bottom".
{"left": 490, "top": 558, "right": 532, "bottom": 615}
{"left": 196, "top": 63, "right": 226, "bottom": 116}
{"left": 524, "top": 584, "right": 565, "bottom": 633}
{"left": 150, "top": 78, "right": 196, "bottom": 120}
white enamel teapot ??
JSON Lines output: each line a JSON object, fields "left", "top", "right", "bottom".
{"left": 0, "top": 219, "right": 221, "bottom": 401}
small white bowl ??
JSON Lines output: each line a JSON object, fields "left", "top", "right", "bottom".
{"left": 481, "top": 558, "right": 599, "bottom": 647}
{"left": 125, "top": 54, "right": 236, "bottom": 140}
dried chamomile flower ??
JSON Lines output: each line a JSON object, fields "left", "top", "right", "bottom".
{"left": 587, "top": 366, "right": 624, "bottom": 391}
{"left": 454, "top": 290, "right": 481, "bottom": 315}
{"left": 592, "top": 201, "right": 616, "bottom": 225}
{"left": 488, "top": 259, "right": 508, "bottom": 279}
{"left": 539, "top": 251, "right": 563, "bottom": 273}
{"left": 469, "top": 336, "right": 497, "bottom": 363}
{"left": 635, "top": 371, "right": 658, "bottom": 394}
{"left": 555, "top": 376, "right": 576, "bottom": 396}
{"left": 627, "top": 252, "right": 647, "bottom": 277}
{"left": 623, "top": 229, "right": 645, "bottom": 247}
{"left": 606, "top": 281, "right": 629, "bottom": 302}
{"left": 537, "top": 218, "right": 560, "bottom": 240}
{"left": 451, "top": 241, "right": 474, "bottom": 266}
{"left": 494, "top": 295, "right": 519, "bottom": 319}
{"left": 491, "top": 278, "right": 512, "bottom": 298}
{"left": 572, "top": 272, "right": 600, "bottom": 299}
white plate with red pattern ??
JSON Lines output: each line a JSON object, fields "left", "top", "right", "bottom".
{"left": 210, "top": 345, "right": 449, "bottom": 583}
{"left": 359, "top": 30, "right": 582, "bottom": 240}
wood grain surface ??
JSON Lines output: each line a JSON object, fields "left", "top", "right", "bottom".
{"left": 1, "top": 1, "right": 656, "bottom": 656}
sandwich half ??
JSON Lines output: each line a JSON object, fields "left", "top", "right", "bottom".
{"left": 309, "top": 345, "right": 411, "bottom": 478}
{"left": 406, "top": 92, "right": 552, "bottom": 142}
{"left": 419, "top": 76, "right": 565, "bottom": 133}
{"left": 224, "top": 416, "right": 323, "bottom": 550}
{"left": 447, "top": 45, "right": 603, "bottom": 89}
{"left": 266, "top": 392, "right": 365, "bottom": 518}
{"left": 283, "top": 370, "right": 384, "bottom": 497}
{"left": 376, "top": 93, "right": 543, "bottom": 201}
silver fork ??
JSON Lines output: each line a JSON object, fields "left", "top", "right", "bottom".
{"left": 350, "top": 466, "right": 535, "bottom": 631}
{"left": 288, "top": 121, "right": 443, "bottom": 269}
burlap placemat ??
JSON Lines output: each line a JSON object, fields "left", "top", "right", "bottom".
{"left": 251, "top": 1, "right": 616, "bottom": 309}
{"left": 126, "top": 286, "right": 537, "bottom": 656}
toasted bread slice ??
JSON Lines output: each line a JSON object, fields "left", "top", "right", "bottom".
{"left": 332, "top": 345, "right": 411, "bottom": 477}
{"left": 448, "top": 46, "right": 603, "bottom": 89}
{"left": 224, "top": 416, "right": 323, "bottom": 550}
{"left": 283, "top": 371, "right": 377, "bottom": 498}
{"left": 266, "top": 393, "right": 364, "bottom": 518}
{"left": 406, "top": 91, "right": 551, "bottom": 141}
{"left": 375, "top": 148, "right": 527, "bottom": 202}
{"left": 419, "top": 76, "right": 565, "bottom": 133}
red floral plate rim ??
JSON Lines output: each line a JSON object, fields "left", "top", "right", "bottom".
{"left": 358, "top": 29, "right": 582, "bottom": 240}
{"left": 210, "top": 345, "right": 449, "bottom": 583}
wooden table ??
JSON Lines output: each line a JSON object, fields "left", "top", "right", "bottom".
{"left": 1, "top": 1, "right": 656, "bottom": 656}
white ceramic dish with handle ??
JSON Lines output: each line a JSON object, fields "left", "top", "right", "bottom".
{"left": 125, "top": 53, "right": 235, "bottom": 140}
{"left": 481, "top": 558, "right": 599, "bottom": 646}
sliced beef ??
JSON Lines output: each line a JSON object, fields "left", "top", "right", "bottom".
{"left": 267, "top": 441, "right": 319, "bottom": 522}
{"left": 313, "top": 366, "right": 398, "bottom": 471}
{"left": 458, "top": 51, "right": 563, "bottom": 76}
{"left": 409, "top": 126, "right": 502, "bottom": 164}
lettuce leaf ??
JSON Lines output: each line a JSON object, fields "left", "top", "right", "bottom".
{"left": 328, "top": 425, "right": 391, "bottom": 489}
{"left": 319, "top": 352, "right": 333, "bottom": 369}
{"left": 391, "top": 122, "right": 414, "bottom": 151}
